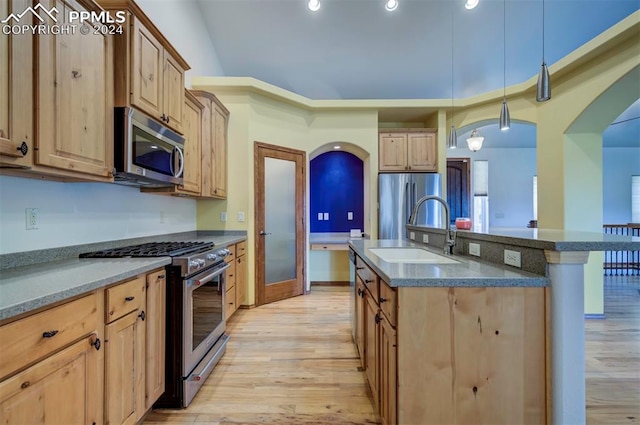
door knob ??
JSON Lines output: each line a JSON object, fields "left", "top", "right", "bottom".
{"left": 259, "top": 230, "right": 272, "bottom": 236}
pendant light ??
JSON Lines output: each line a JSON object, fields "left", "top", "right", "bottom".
{"left": 499, "top": 0, "right": 510, "bottom": 131}
{"left": 466, "top": 129, "right": 484, "bottom": 152}
{"left": 536, "top": 0, "right": 551, "bottom": 102}
{"left": 447, "top": 0, "right": 457, "bottom": 149}
{"left": 308, "top": 0, "right": 320, "bottom": 12}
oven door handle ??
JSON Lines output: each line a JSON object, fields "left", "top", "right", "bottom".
{"left": 191, "top": 263, "right": 230, "bottom": 288}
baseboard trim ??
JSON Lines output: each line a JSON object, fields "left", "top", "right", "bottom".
{"left": 310, "top": 281, "right": 350, "bottom": 286}
{"left": 239, "top": 304, "right": 256, "bottom": 310}
{"left": 585, "top": 313, "right": 606, "bottom": 320}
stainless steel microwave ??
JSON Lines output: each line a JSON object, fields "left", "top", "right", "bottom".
{"left": 113, "top": 107, "right": 185, "bottom": 187}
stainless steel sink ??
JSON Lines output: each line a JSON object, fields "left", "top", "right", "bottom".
{"left": 368, "top": 248, "right": 459, "bottom": 264}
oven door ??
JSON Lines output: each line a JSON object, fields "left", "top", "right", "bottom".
{"left": 183, "top": 261, "right": 229, "bottom": 377}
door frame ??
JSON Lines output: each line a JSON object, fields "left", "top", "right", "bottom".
{"left": 446, "top": 157, "right": 471, "bottom": 225}
{"left": 254, "top": 141, "right": 306, "bottom": 306}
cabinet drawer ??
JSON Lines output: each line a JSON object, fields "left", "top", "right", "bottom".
{"left": 226, "top": 259, "right": 236, "bottom": 290}
{"left": 379, "top": 280, "right": 397, "bottom": 327}
{"left": 225, "top": 245, "right": 236, "bottom": 263}
{"left": 106, "top": 276, "right": 145, "bottom": 323}
{"left": 236, "top": 240, "right": 247, "bottom": 257}
{"left": 0, "top": 293, "right": 99, "bottom": 379}
{"left": 356, "top": 256, "right": 379, "bottom": 302}
{"left": 225, "top": 285, "right": 236, "bottom": 320}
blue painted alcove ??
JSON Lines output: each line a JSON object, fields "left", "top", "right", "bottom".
{"left": 310, "top": 151, "right": 364, "bottom": 233}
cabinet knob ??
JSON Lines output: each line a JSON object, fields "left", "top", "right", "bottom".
{"left": 357, "top": 288, "right": 362, "bottom": 296}
{"left": 356, "top": 267, "right": 364, "bottom": 270}
{"left": 125, "top": 296, "right": 135, "bottom": 301}
{"left": 91, "top": 337, "right": 101, "bottom": 351}
{"left": 17, "top": 141, "right": 28, "bottom": 156}
{"left": 138, "top": 310, "right": 146, "bottom": 321}
{"left": 42, "top": 330, "right": 59, "bottom": 338}
{"left": 375, "top": 313, "right": 381, "bottom": 324}
{"left": 380, "top": 297, "right": 387, "bottom": 303}
{"left": 365, "top": 279, "right": 374, "bottom": 284}
{"left": 161, "top": 113, "right": 167, "bottom": 122}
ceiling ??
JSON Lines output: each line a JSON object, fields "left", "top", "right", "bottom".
{"left": 195, "top": 0, "right": 639, "bottom": 148}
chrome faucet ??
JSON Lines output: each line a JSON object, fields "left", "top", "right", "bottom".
{"left": 408, "top": 195, "right": 456, "bottom": 255}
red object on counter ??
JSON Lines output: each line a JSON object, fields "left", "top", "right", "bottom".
{"left": 455, "top": 218, "right": 472, "bottom": 230}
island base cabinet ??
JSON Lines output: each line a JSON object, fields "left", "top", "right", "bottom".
{"left": 0, "top": 335, "right": 102, "bottom": 425}
{"left": 397, "top": 286, "right": 547, "bottom": 425}
{"left": 379, "top": 314, "right": 397, "bottom": 425}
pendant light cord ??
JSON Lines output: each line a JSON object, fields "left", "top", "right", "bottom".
{"left": 451, "top": 0, "right": 455, "bottom": 121}
{"left": 503, "top": 0, "right": 506, "bottom": 100}
{"left": 542, "top": 0, "right": 545, "bottom": 62}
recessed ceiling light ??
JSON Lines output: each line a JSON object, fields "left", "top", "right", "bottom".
{"left": 333, "top": 145, "right": 341, "bottom": 150}
{"left": 465, "top": 0, "right": 479, "bottom": 10}
{"left": 385, "top": 0, "right": 398, "bottom": 12}
{"left": 308, "top": 0, "right": 320, "bottom": 12}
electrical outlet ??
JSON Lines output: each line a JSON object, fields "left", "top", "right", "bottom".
{"left": 323, "top": 212, "right": 329, "bottom": 220}
{"left": 220, "top": 212, "right": 227, "bottom": 222}
{"left": 348, "top": 211, "right": 353, "bottom": 220}
{"left": 469, "top": 242, "right": 481, "bottom": 257}
{"left": 409, "top": 231, "right": 415, "bottom": 240}
{"left": 25, "top": 208, "right": 39, "bottom": 230}
{"left": 237, "top": 211, "right": 245, "bottom": 222}
{"left": 422, "top": 234, "right": 429, "bottom": 243}
{"left": 504, "top": 249, "right": 522, "bottom": 268}
{"left": 317, "top": 212, "right": 323, "bottom": 221}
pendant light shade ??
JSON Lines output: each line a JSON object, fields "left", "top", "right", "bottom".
{"left": 466, "top": 129, "right": 484, "bottom": 152}
{"left": 500, "top": 99, "right": 510, "bottom": 131}
{"left": 536, "top": 0, "right": 551, "bottom": 102}
{"left": 448, "top": 125, "right": 457, "bottom": 149}
{"left": 537, "top": 62, "right": 551, "bottom": 102}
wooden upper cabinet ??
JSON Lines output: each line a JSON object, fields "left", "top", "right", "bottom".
{"left": 192, "top": 90, "right": 229, "bottom": 199}
{"left": 35, "top": 0, "right": 114, "bottom": 179}
{"left": 179, "top": 90, "right": 203, "bottom": 194}
{"left": 0, "top": 0, "right": 32, "bottom": 169}
{"left": 379, "top": 129, "right": 437, "bottom": 172}
{"left": 99, "top": 0, "right": 189, "bottom": 134}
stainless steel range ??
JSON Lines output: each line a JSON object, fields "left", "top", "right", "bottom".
{"left": 80, "top": 241, "right": 231, "bottom": 407}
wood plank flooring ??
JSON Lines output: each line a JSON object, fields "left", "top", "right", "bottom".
{"left": 145, "top": 280, "right": 639, "bottom": 424}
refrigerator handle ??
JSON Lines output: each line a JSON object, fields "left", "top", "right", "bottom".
{"left": 405, "top": 182, "right": 410, "bottom": 223}
{"left": 412, "top": 182, "right": 417, "bottom": 212}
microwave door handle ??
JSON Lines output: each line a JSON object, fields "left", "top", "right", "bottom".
{"left": 175, "top": 147, "right": 185, "bottom": 178}
{"left": 169, "top": 146, "right": 175, "bottom": 177}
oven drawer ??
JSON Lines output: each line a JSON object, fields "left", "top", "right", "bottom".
{"left": 0, "top": 293, "right": 99, "bottom": 380}
{"left": 106, "top": 276, "right": 146, "bottom": 323}
{"left": 225, "top": 285, "right": 236, "bottom": 320}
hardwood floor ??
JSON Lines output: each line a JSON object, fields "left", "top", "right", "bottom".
{"left": 145, "top": 280, "right": 639, "bottom": 424}
{"left": 586, "top": 276, "right": 640, "bottom": 424}
{"left": 145, "top": 286, "right": 378, "bottom": 424}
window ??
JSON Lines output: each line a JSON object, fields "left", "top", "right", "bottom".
{"left": 632, "top": 175, "right": 640, "bottom": 223}
{"left": 473, "top": 160, "right": 489, "bottom": 232}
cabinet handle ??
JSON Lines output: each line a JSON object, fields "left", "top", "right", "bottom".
{"left": 380, "top": 297, "right": 387, "bottom": 303}
{"left": 161, "top": 113, "right": 167, "bottom": 122}
{"left": 42, "top": 330, "right": 59, "bottom": 338}
{"left": 166, "top": 116, "right": 170, "bottom": 123}
{"left": 356, "top": 267, "right": 364, "bottom": 270}
{"left": 375, "top": 313, "right": 381, "bottom": 324}
{"left": 17, "top": 141, "right": 28, "bottom": 156}
{"left": 91, "top": 337, "right": 101, "bottom": 351}
{"left": 157, "top": 274, "right": 165, "bottom": 279}
{"left": 138, "top": 310, "right": 146, "bottom": 321}
{"left": 229, "top": 274, "right": 234, "bottom": 277}
{"left": 365, "top": 279, "right": 374, "bottom": 284}
{"left": 125, "top": 296, "right": 135, "bottom": 301}
{"left": 360, "top": 289, "right": 366, "bottom": 298}
{"left": 357, "top": 288, "right": 363, "bottom": 296}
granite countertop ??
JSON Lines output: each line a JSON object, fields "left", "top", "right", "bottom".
{"left": 0, "top": 231, "right": 247, "bottom": 321}
{"left": 407, "top": 225, "right": 640, "bottom": 251}
{"left": 349, "top": 239, "right": 549, "bottom": 288}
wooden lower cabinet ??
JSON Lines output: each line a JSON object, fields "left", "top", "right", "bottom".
{"left": 0, "top": 334, "right": 103, "bottom": 425}
{"left": 236, "top": 253, "right": 247, "bottom": 307}
{"left": 352, "top": 255, "right": 547, "bottom": 424}
{"left": 145, "top": 270, "right": 166, "bottom": 409}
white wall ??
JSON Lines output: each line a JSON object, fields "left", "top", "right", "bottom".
{"left": 136, "top": 0, "right": 225, "bottom": 85}
{"left": 0, "top": 177, "right": 196, "bottom": 254}
{"left": 0, "top": 1, "right": 223, "bottom": 255}
{"left": 603, "top": 147, "right": 640, "bottom": 224}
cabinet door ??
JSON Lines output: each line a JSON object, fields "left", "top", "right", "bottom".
{"left": 236, "top": 254, "right": 247, "bottom": 307}
{"left": 355, "top": 277, "right": 366, "bottom": 368}
{"left": 36, "top": 0, "right": 114, "bottom": 178}
{"left": 0, "top": 335, "right": 102, "bottom": 425}
{"left": 198, "top": 97, "right": 214, "bottom": 198}
{"left": 0, "top": 0, "right": 32, "bottom": 168}
{"left": 379, "top": 133, "right": 407, "bottom": 171}
{"left": 180, "top": 93, "right": 202, "bottom": 194}
{"left": 162, "top": 52, "right": 185, "bottom": 134}
{"left": 212, "top": 105, "right": 228, "bottom": 198}
{"left": 364, "top": 291, "right": 379, "bottom": 408}
{"left": 379, "top": 315, "right": 397, "bottom": 425}
{"left": 131, "top": 19, "right": 163, "bottom": 122}
{"left": 145, "top": 270, "right": 166, "bottom": 409}
{"left": 105, "top": 310, "right": 145, "bottom": 425}
{"left": 407, "top": 132, "right": 437, "bottom": 171}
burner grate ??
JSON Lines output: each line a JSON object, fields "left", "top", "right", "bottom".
{"left": 80, "top": 241, "right": 215, "bottom": 258}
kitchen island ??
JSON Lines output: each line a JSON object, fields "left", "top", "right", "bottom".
{"left": 351, "top": 229, "right": 639, "bottom": 425}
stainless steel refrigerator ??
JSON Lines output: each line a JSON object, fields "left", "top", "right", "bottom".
{"left": 378, "top": 173, "right": 442, "bottom": 239}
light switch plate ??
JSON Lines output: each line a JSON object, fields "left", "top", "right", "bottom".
{"left": 504, "top": 249, "right": 522, "bottom": 268}
{"left": 323, "top": 212, "right": 329, "bottom": 220}
{"left": 348, "top": 211, "right": 353, "bottom": 220}
{"left": 422, "top": 234, "right": 429, "bottom": 243}
{"left": 220, "top": 211, "right": 227, "bottom": 222}
{"left": 469, "top": 243, "right": 481, "bottom": 257}
{"left": 409, "top": 231, "right": 415, "bottom": 240}
{"left": 237, "top": 211, "right": 245, "bottom": 222}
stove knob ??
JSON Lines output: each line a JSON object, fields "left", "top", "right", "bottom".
{"left": 189, "top": 260, "right": 200, "bottom": 269}
{"left": 206, "top": 253, "right": 218, "bottom": 261}
{"left": 196, "top": 259, "right": 206, "bottom": 267}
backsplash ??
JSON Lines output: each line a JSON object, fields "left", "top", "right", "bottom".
{"left": 0, "top": 176, "right": 197, "bottom": 254}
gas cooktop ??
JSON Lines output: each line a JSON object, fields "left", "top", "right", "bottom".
{"left": 79, "top": 241, "right": 215, "bottom": 258}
